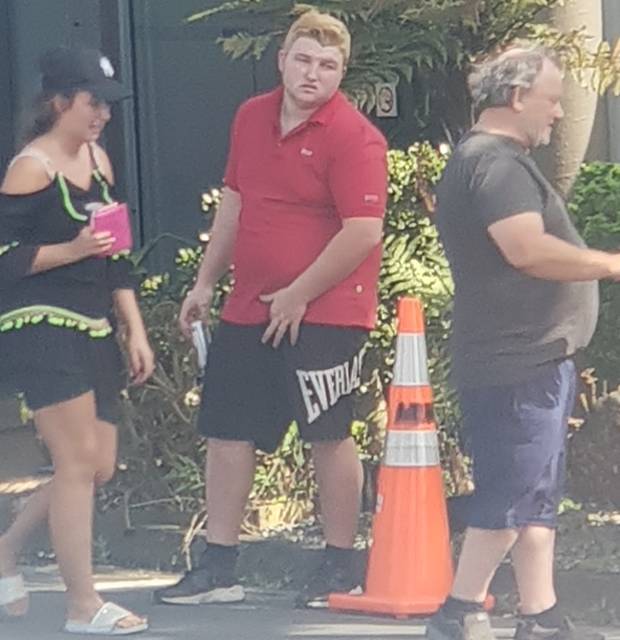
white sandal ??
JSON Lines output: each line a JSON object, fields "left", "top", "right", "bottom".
{"left": 0, "top": 573, "right": 28, "bottom": 618}
{"left": 64, "top": 602, "right": 148, "bottom": 635}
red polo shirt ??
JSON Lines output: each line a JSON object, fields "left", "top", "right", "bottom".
{"left": 221, "top": 87, "right": 388, "bottom": 329}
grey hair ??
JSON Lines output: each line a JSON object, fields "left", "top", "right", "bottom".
{"left": 468, "top": 45, "right": 561, "bottom": 112}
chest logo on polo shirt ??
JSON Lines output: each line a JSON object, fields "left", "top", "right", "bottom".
{"left": 295, "top": 346, "right": 367, "bottom": 424}
{"left": 300, "top": 147, "right": 314, "bottom": 157}
{"left": 364, "top": 194, "right": 380, "bottom": 204}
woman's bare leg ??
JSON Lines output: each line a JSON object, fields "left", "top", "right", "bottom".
{"left": 0, "top": 483, "right": 51, "bottom": 615}
{"left": 33, "top": 394, "right": 145, "bottom": 629}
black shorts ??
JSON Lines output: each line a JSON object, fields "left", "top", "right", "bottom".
{"left": 197, "top": 321, "right": 368, "bottom": 453}
{"left": 2, "top": 324, "right": 124, "bottom": 425}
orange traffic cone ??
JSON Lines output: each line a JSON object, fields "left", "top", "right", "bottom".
{"left": 329, "top": 297, "right": 453, "bottom": 617}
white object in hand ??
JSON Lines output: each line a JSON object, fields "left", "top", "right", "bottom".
{"left": 191, "top": 320, "right": 208, "bottom": 370}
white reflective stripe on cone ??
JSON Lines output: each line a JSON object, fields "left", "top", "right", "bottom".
{"left": 392, "top": 333, "right": 429, "bottom": 387}
{"left": 383, "top": 430, "right": 440, "bottom": 467}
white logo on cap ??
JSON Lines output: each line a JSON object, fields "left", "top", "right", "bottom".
{"left": 99, "top": 56, "right": 115, "bottom": 78}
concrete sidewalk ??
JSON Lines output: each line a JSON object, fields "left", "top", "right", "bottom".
{"left": 1, "top": 566, "right": 619, "bottom": 640}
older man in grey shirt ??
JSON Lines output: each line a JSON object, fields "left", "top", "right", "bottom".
{"left": 426, "top": 44, "right": 619, "bottom": 640}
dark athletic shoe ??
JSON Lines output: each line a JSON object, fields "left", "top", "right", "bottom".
{"left": 153, "top": 566, "right": 244, "bottom": 606}
{"left": 425, "top": 609, "right": 496, "bottom": 640}
{"left": 514, "top": 616, "right": 604, "bottom": 640}
{"left": 294, "top": 557, "right": 362, "bottom": 609}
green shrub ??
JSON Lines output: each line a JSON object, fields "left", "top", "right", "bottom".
{"left": 569, "top": 162, "right": 620, "bottom": 384}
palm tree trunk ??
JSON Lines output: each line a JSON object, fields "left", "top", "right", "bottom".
{"left": 536, "top": 0, "right": 603, "bottom": 197}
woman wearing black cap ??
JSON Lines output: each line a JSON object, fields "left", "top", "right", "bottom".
{"left": 0, "top": 47, "right": 152, "bottom": 634}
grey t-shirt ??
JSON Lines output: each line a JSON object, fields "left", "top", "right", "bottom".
{"left": 435, "top": 131, "right": 599, "bottom": 388}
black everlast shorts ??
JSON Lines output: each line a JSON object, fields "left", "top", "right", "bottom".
{"left": 197, "top": 321, "right": 369, "bottom": 453}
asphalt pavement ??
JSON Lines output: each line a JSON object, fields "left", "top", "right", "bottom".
{"left": 2, "top": 566, "right": 619, "bottom": 640}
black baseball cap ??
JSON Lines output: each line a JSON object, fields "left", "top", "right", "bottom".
{"left": 39, "top": 47, "right": 132, "bottom": 102}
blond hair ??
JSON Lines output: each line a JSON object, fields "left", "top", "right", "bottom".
{"left": 282, "top": 9, "right": 351, "bottom": 66}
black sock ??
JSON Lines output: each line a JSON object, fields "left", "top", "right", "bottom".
{"left": 442, "top": 596, "right": 484, "bottom": 621}
{"left": 198, "top": 542, "right": 239, "bottom": 574}
{"left": 523, "top": 603, "right": 563, "bottom": 630}
{"left": 325, "top": 544, "right": 354, "bottom": 568}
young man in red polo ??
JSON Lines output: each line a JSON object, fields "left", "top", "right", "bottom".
{"left": 155, "top": 9, "right": 388, "bottom": 609}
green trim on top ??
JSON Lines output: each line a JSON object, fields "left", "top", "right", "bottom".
{"left": 57, "top": 170, "right": 114, "bottom": 223}
{"left": 0, "top": 241, "right": 19, "bottom": 257}
{"left": 93, "top": 170, "right": 114, "bottom": 204}
{"left": 57, "top": 174, "right": 88, "bottom": 222}
{"left": 0, "top": 305, "right": 112, "bottom": 338}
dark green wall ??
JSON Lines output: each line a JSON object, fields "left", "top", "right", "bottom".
{"left": 0, "top": 0, "right": 279, "bottom": 268}
{"left": 0, "top": 0, "right": 15, "bottom": 173}
{"left": 129, "top": 0, "right": 277, "bottom": 266}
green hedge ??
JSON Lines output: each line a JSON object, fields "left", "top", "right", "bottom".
{"left": 569, "top": 162, "right": 620, "bottom": 385}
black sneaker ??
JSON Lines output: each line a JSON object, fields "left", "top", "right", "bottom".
{"left": 425, "top": 609, "right": 496, "bottom": 640}
{"left": 514, "top": 616, "right": 604, "bottom": 640}
{"left": 154, "top": 566, "right": 245, "bottom": 605}
{"left": 295, "top": 557, "right": 362, "bottom": 609}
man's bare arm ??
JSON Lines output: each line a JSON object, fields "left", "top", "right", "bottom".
{"left": 289, "top": 217, "right": 383, "bottom": 302}
{"left": 260, "top": 217, "right": 383, "bottom": 346}
{"left": 488, "top": 212, "right": 620, "bottom": 281}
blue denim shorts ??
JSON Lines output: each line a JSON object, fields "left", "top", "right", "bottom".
{"left": 457, "top": 359, "right": 576, "bottom": 529}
